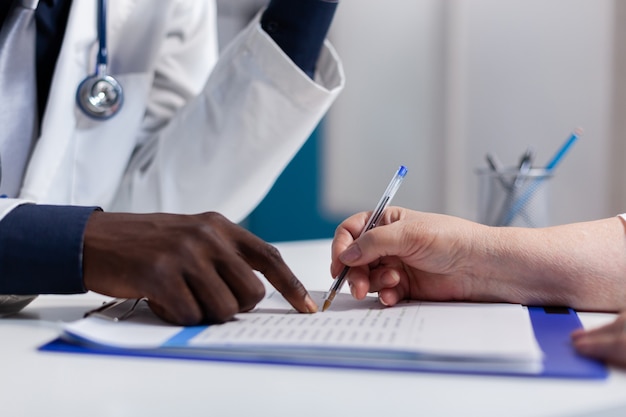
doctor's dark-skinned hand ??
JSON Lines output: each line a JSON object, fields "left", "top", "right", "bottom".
{"left": 82, "top": 211, "right": 318, "bottom": 325}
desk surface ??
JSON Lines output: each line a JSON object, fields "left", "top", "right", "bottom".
{"left": 2, "top": 239, "right": 626, "bottom": 417}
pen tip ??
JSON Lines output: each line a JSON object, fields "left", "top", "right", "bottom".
{"left": 322, "top": 300, "right": 331, "bottom": 312}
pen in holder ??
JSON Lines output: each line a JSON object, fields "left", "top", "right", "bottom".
{"left": 476, "top": 167, "right": 552, "bottom": 227}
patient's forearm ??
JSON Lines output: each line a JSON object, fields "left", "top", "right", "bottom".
{"left": 474, "top": 217, "right": 626, "bottom": 311}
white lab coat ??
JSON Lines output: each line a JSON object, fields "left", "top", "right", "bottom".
{"left": 0, "top": 0, "right": 344, "bottom": 223}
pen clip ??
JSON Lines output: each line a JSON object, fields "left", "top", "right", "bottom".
{"left": 84, "top": 298, "right": 148, "bottom": 322}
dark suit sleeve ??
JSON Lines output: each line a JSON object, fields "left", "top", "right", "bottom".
{"left": 261, "top": 0, "right": 338, "bottom": 79}
{"left": 0, "top": 204, "right": 99, "bottom": 294}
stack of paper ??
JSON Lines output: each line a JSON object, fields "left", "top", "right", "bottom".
{"left": 61, "top": 291, "right": 545, "bottom": 375}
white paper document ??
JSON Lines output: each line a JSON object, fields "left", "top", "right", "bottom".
{"left": 63, "top": 291, "right": 544, "bottom": 374}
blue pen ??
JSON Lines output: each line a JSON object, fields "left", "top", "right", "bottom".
{"left": 502, "top": 128, "right": 582, "bottom": 226}
{"left": 322, "top": 165, "right": 408, "bottom": 312}
{"left": 545, "top": 128, "right": 583, "bottom": 172}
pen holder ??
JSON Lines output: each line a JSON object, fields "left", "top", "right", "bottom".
{"left": 475, "top": 168, "right": 552, "bottom": 227}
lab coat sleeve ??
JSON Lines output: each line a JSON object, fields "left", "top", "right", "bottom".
{"left": 111, "top": 11, "right": 344, "bottom": 224}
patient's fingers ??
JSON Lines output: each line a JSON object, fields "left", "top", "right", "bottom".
{"left": 572, "top": 313, "right": 626, "bottom": 368}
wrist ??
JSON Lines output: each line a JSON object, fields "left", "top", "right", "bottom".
{"left": 0, "top": 204, "right": 99, "bottom": 295}
{"left": 475, "top": 225, "right": 577, "bottom": 307}
{"left": 461, "top": 223, "right": 511, "bottom": 302}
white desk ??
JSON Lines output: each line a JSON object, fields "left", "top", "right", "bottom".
{"left": 1, "top": 239, "right": 625, "bottom": 417}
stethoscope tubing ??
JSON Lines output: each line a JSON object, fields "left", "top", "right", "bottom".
{"left": 96, "top": 0, "right": 107, "bottom": 69}
{"left": 76, "top": 0, "right": 123, "bottom": 119}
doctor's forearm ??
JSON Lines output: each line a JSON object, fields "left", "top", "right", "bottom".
{"left": 261, "top": 0, "right": 338, "bottom": 78}
{"left": 0, "top": 205, "right": 98, "bottom": 295}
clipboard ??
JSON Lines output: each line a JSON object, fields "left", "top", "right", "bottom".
{"left": 527, "top": 306, "right": 607, "bottom": 379}
{"left": 39, "top": 303, "right": 608, "bottom": 380}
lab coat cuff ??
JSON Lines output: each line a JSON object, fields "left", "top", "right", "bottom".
{"left": 261, "top": 0, "right": 338, "bottom": 79}
{"left": 242, "top": 10, "right": 344, "bottom": 110}
{"left": 0, "top": 204, "right": 100, "bottom": 295}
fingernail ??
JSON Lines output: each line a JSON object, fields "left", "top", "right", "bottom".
{"left": 378, "top": 293, "right": 389, "bottom": 306}
{"left": 304, "top": 294, "right": 318, "bottom": 313}
{"left": 573, "top": 339, "right": 592, "bottom": 354}
{"left": 349, "top": 281, "right": 357, "bottom": 298}
{"left": 339, "top": 244, "right": 362, "bottom": 263}
{"left": 381, "top": 271, "right": 400, "bottom": 287}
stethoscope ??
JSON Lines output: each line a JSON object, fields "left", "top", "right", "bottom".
{"left": 75, "top": 0, "right": 123, "bottom": 119}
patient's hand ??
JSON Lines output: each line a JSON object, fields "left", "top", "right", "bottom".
{"left": 571, "top": 312, "right": 626, "bottom": 369}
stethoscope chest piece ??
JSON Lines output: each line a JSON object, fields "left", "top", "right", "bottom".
{"left": 75, "top": 0, "right": 123, "bottom": 120}
{"left": 76, "top": 71, "right": 123, "bottom": 120}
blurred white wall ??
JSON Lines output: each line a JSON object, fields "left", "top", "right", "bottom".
{"left": 323, "top": 0, "right": 618, "bottom": 225}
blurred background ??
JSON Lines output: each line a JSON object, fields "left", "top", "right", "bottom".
{"left": 218, "top": 0, "right": 624, "bottom": 242}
